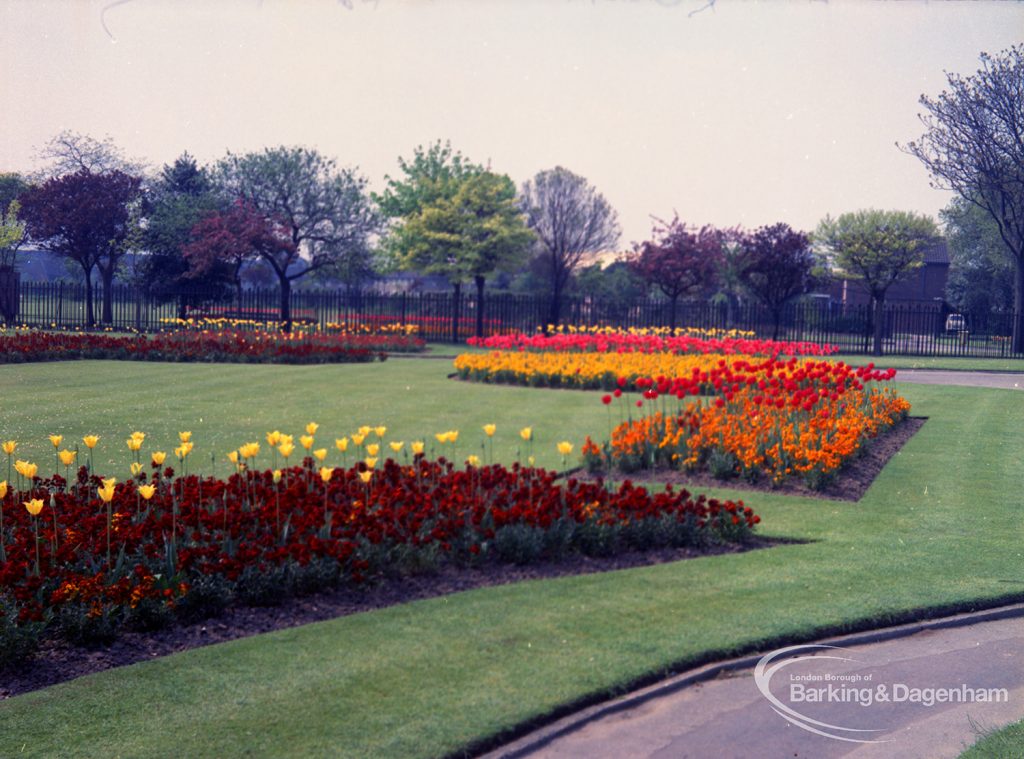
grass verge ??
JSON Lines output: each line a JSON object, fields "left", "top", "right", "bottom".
{"left": 959, "top": 718, "right": 1024, "bottom": 758}
{"left": 0, "top": 365, "right": 1021, "bottom": 758}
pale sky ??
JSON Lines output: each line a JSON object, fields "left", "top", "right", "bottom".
{"left": 2, "top": 0, "right": 1022, "bottom": 247}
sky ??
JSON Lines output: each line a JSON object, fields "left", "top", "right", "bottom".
{"left": 1, "top": 0, "right": 1022, "bottom": 249}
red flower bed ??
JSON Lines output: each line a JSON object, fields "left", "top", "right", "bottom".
{"left": 467, "top": 332, "right": 837, "bottom": 357}
{"left": 0, "top": 329, "right": 425, "bottom": 365}
{"left": 0, "top": 458, "right": 757, "bottom": 660}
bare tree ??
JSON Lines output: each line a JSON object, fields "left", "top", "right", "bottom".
{"left": 901, "top": 45, "right": 1024, "bottom": 351}
{"left": 520, "top": 167, "right": 620, "bottom": 327}
{"left": 35, "top": 130, "right": 147, "bottom": 179}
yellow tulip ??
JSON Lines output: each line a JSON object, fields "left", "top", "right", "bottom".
{"left": 278, "top": 442, "right": 295, "bottom": 459}
{"left": 279, "top": 434, "right": 294, "bottom": 447}
{"left": 15, "top": 461, "right": 37, "bottom": 480}
{"left": 227, "top": 451, "right": 239, "bottom": 464}
{"left": 1, "top": 440, "right": 16, "bottom": 455}
{"left": 365, "top": 443, "right": 379, "bottom": 457}
{"left": 0, "top": 480, "right": 7, "bottom": 499}
{"left": 466, "top": 455, "right": 481, "bottom": 467}
{"left": 130, "top": 462, "right": 143, "bottom": 476}
{"left": 313, "top": 448, "right": 327, "bottom": 462}
{"left": 447, "top": 430, "right": 459, "bottom": 443}
{"left": 174, "top": 445, "right": 188, "bottom": 460}
{"left": 272, "top": 469, "right": 282, "bottom": 483}
{"left": 306, "top": 422, "right": 319, "bottom": 435}
{"left": 49, "top": 434, "right": 63, "bottom": 449}
{"left": 138, "top": 484, "right": 156, "bottom": 500}
{"left": 179, "top": 431, "right": 192, "bottom": 443}
{"left": 181, "top": 441, "right": 194, "bottom": 455}
{"left": 266, "top": 430, "right": 282, "bottom": 447}
{"left": 24, "top": 498, "right": 44, "bottom": 516}
{"left": 130, "top": 431, "right": 145, "bottom": 444}
{"left": 98, "top": 485, "right": 115, "bottom": 503}
{"left": 357, "top": 425, "right": 371, "bottom": 437}
{"left": 527, "top": 455, "right": 536, "bottom": 466}
{"left": 520, "top": 427, "right": 532, "bottom": 441}
{"left": 83, "top": 435, "right": 100, "bottom": 449}
{"left": 319, "top": 466, "right": 334, "bottom": 483}
{"left": 300, "top": 435, "right": 314, "bottom": 451}
{"left": 364, "top": 457, "right": 378, "bottom": 468}
{"left": 126, "top": 437, "right": 143, "bottom": 452}
{"left": 411, "top": 441, "right": 425, "bottom": 456}
{"left": 389, "top": 441, "right": 404, "bottom": 453}
{"left": 152, "top": 451, "right": 166, "bottom": 466}
{"left": 435, "top": 432, "right": 448, "bottom": 444}
{"left": 483, "top": 424, "right": 496, "bottom": 437}
{"left": 58, "top": 449, "right": 76, "bottom": 467}
{"left": 351, "top": 433, "right": 365, "bottom": 446}
{"left": 103, "top": 477, "right": 117, "bottom": 488}
{"left": 239, "top": 442, "right": 260, "bottom": 459}
{"left": 358, "top": 470, "right": 373, "bottom": 484}
{"left": 335, "top": 438, "right": 349, "bottom": 452}
{"left": 557, "top": 441, "right": 574, "bottom": 456}
{"left": 374, "top": 425, "right": 387, "bottom": 438}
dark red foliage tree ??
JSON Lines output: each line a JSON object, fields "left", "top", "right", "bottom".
{"left": 629, "top": 216, "right": 723, "bottom": 330}
{"left": 20, "top": 169, "right": 142, "bottom": 326}
{"left": 737, "top": 223, "right": 817, "bottom": 340}
{"left": 183, "top": 201, "right": 296, "bottom": 311}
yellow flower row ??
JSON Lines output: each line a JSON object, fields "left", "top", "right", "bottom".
{"left": 544, "top": 324, "right": 755, "bottom": 339}
{"left": 455, "top": 350, "right": 753, "bottom": 389}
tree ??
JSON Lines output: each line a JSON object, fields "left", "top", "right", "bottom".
{"left": 140, "top": 153, "right": 230, "bottom": 316}
{"left": 20, "top": 169, "right": 142, "bottom": 327}
{"left": 941, "top": 196, "right": 1014, "bottom": 323}
{"left": 815, "top": 209, "right": 938, "bottom": 356}
{"left": 901, "top": 45, "right": 1024, "bottom": 351}
{"left": 216, "top": 146, "right": 379, "bottom": 327}
{"left": 184, "top": 201, "right": 296, "bottom": 310}
{"left": 36, "top": 130, "right": 147, "bottom": 179}
{"left": 628, "top": 216, "right": 721, "bottom": 331}
{"left": 520, "top": 167, "right": 620, "bottom": 327}
{"left": 0, "top": 173, "right": 28, "bottom": 272}
{"left": 399, "top": 171, "right": 534, "bottom": 340}
{"left": 737, "top": 223, "right": 817, "bottom": 340}
{"left": 375, "top": 140, "right": 482, "bottom": 221}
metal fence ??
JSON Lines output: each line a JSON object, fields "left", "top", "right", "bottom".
{"left": 8, "top": 281, "right": 1024, "bottom": 358}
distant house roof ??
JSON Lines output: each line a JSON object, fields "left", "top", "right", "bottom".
{"left": 922, "top": 239, "right": 949, "bottom": 265}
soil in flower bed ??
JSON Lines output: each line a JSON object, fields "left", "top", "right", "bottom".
{"left": 0, "top": 537, "right": 791, "bottom": 699}
{"left": 579, "top": 417, "right": 926, "bottom": 502}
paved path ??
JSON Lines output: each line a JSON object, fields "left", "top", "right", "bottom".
{"left": 893, "top": 370, "right": 1024, "bottom": 390}
{"left": 488, "top": 607, "right": 1024, "bottom": 759}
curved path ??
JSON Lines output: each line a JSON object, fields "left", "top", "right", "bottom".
{"left": 486, "top": 606, "right": 1024, "bottom": 759}
{"left": 485, "top": 370, "right": 1024, "bottom": 759}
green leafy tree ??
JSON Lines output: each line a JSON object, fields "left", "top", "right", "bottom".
{"left": 941, "top": 196, "right": 1014, "bottom": 324}
{"left": 902, "top": 45, "right": 1024, "bottom": 351}
{"left": 400, "top": 171, "right": 534, "bottom": 340}
{"left": 815, "top": 209, "right": 938, "bottom": 355}
{"left": 216, "top": 146, "right": 379, "bottom": 327}
{"left": 140, "top": 154, "right": 231, "bottom": 316}
{"left": 574, "top": 259, "right": 648, "bottom": 324}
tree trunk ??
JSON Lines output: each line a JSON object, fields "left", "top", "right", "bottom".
{"left": 81, "top": 263, "right": 96, "bottom": 328}
{"left": 451, "top": 281, "right": 462, "bottom": 344}
{"left": 548, "top": 280, "right": 564, "bottom": 330}
{"left": 0, "top": 269, "right": 18, "bottom": 325}
{"left": 474, "top": 275, "right": 486, "bottom": 339}
{"left": 872, "top": 295, "right": 886, "bottom": 356}
{"left": 279, "top": 276, "right": 292, "bottom": 332}
{"left": 100, "top": 267, "right": 115, "bottom": 325}
{"left": 1013, "top": 258, "right": 1024, "bottom": 354}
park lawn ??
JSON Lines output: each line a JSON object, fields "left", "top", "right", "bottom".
{"left": 834, "top": 353, "right": 1024, "bottom": 372}
{"left": 0, "top": 362, "right": 1022, "bottom": 757}
{"left": 959, "top": 717, "right": 1024, "bottom": 757}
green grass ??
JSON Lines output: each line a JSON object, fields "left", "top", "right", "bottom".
{"left": 959, "top": 718, "right": 1024, "bottom": 758}
{"left": 0, "top": 362, "right": 1022, "bottom": 758}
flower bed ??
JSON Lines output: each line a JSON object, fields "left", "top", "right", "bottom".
{"left": 0, "top": 328, "right": 425, "bottom": 365}
{"left": 582, "top": 358, "right": 910, "bottom": 489}
{"left": 162, "top": 316, "right": 421, "bottom": 337}
{"left": 466, "top": 331, "right": 837, "bottom": 356}
{"left": 0, "top": 455, "right": 757, "bottom": 664}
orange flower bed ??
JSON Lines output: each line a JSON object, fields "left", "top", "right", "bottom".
{"left": 583, "top": 357, "right": 910, "bottom": 489}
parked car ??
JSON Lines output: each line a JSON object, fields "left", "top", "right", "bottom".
{"left": 945, "top": 313, "right": 966, "bottom": 333}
